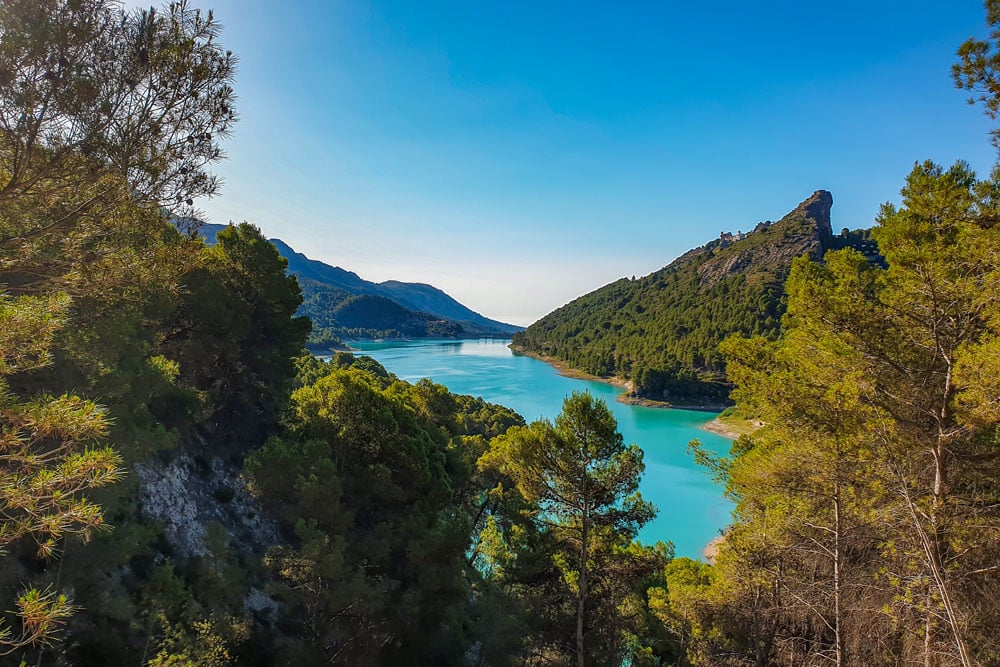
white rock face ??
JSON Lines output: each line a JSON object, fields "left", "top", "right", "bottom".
{"left": 134, "top": 452, "right": 280, "bottom": 558}
{"left": 134, "top": 456, "right": 207, "bottom": 556}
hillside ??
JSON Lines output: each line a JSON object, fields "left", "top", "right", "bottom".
{"left": 197, "top": 223, "right": 522, "bottom": 342}
{"left": 512, "top": 190, "right": 870, "bottom": 404}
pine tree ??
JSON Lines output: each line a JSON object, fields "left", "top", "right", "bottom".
{"left": 0, "top": 293, "right": 123, "bottom": 653}
{"left": 480, "top": 391, "right": 658, "bottom": 666}
{"left": 710, "top": 161, "right": 1000, "bottom": 666}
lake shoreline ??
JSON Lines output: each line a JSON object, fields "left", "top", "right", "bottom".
{"left": 702, "top": 414, "right": 764, "bottom": 440}
{"left": 509, "top": 345, "right": 730, "bottom": 415}
{"left": 700, "top": 418, "right": 742, "bottom": 439}
{"left": 316, "top": 335, "right": 517, "bottom": 356}
{"left": 620, "top": 395, "right": 732, "bottom": 413}
{"left": 703, "top": 535, "right": 725, "bottom": 564}
{"left": 509, "top": 344, "right": 633, "bottom": 390}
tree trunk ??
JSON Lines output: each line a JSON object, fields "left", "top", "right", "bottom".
{"left": 930, "top": 438, "right": 972, "bottom": 667}
{"left": 925, "top": 360, "right": 972, "bottom": 667}
{"left": 577, "top": 502, "right": 589, "bottom": 667}
{"left": 924, "top": 590, "right": 934, "bottom": 667}
{"left": 833, "top": 481, "right": 844, "bottom": 667}
{"left": 894, "top": 454, "right": 972, "bottom": 667}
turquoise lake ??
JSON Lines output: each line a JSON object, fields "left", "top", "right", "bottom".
{"left": 347, "top": 338, "right": 733, "bottom": 560}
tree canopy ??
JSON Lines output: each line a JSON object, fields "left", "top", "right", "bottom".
{"left": 481, "top": 392, "right": 663, "bottom": 666}
{"left": 681, "top": 161, "right": 1000, "bottom": 666}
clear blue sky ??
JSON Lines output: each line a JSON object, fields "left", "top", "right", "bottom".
{"left": 163, "top": 0, "right": 997, "bottom": 325}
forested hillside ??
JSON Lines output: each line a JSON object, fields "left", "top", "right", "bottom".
{"left": 682, "top": 159, "right": 1000, "bottom": 666}
{"left": 514, "top": 190, "right": 864, "bottom": 403}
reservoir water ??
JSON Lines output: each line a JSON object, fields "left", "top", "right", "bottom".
{"left": 348, "top": 338, "right": 732, "bottom": 560}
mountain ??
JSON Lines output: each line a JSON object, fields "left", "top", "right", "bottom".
{"left": 378, "top": 280, "right": 498, "bottom": 325}
{"left": 512, "top": 190, "right": 876, "bottom": 404}
{"left": 195, "top": 223, "right": 522, "bottom": 342}
{"left": 269, "top": 238, "right": 370, "bottom": 292}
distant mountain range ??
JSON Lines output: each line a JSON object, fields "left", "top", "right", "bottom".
{"left": 512, "top": 190, "right": 881, "bottom": 405}
{"left": 196, "top": 223, "right": 522, "bottom": 346}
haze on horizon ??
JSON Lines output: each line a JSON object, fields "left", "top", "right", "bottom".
{"left": 145, "top": 0, "right": 997, "bottom": 326}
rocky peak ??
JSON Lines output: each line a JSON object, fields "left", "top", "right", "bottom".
{"left": 696, "top": 189, "right": 833, "bottom": 289}
{"left": 799, "top": 189, "right": 833, "bottom": 244}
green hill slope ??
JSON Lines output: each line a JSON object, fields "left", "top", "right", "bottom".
{"left": 512, "top": 190, "right": 847, "bottom": 404}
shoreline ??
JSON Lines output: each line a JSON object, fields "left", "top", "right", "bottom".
{"left": 700, "top": 418, "right": 742, "bottom": 439}
{"left": 515, "top": 346, "right": 737, "bottom": 563}
{"left": 701, "top": 414, "right": 764, "bottom": 440}
{"left": 315, "top": 335, "right": 516, "bottom": 354}
{"left": 508, "top": 344, "right": 633, "bottom": 391}
{"left": 344, "top": 335, "right": 515, "bottom": 344}
{"left": 341, "top": 340, "right": 742, "bottom": 442}
{"left": 509, "top": 345, "right": 731, "bottom": 415}
{"left": 619, "top": 395, "right": 731, "bottom": 413}
{"left": 307, "top": 344, "right": 354, "bottom": 354}
{"left": 703, "top": 535, "right": 725, "bottom": 564}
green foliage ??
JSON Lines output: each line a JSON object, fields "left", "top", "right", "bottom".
{"left": 0, "top": 2, "right": 275, "bottom": 661}
{"left": 479, "top": 392, "right": 662, "bottom": 665}
{"left": 162, "top": 222, "right": 310, "bottom": 452}
{"left": 0, "top": 293, "right": 124, "bottom": 656}
{"left": 245, "top": 359, "right": 524, "bottom": 664}
{"left": 0, "top": 0, "right": 236, "bottom": 302}
{"left": 148, "top": 614, "right": 250, "bottom": 667}
{"left": 0, "top": 0, "right": 236, "bottom": 214}
{"left": 11, "top": 0, "right": 1000, "bottom": 664}
{"left": 299, "top": 278, "right": 464, "bottom": 341}
{"left": 513, "top": 193, "right": 852, "bottom": 402}
{"left": 683, "top": 160, "right": 1000, "bottom": 666}
{"left": 954, "top": 0, "right": 1000, "bottom": 149}
{"left": 34, "top": 221, "right": 310, "bottom": 662}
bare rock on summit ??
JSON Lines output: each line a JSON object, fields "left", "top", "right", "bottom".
{"left": 696, "top": 190, "right": 833, "bottom": 290}
{"left": 801, "top": 189, "right": 834, "bottom": 240}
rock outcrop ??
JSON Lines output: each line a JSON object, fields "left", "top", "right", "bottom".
{"left": 513, "top": 190, "right": 869, "bottom": 402}
{"left": 697, "top": 190, "right": 832, "bottom": 289}
{"left": 134, "top": 451, "right": 280, "bottom": 558}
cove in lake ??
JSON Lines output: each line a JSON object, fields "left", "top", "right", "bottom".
{"left": 346, "top": 338, "right": 733, "bottom": 560}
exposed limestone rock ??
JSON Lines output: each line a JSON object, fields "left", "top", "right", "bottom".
{"left": 134, "top": 452, "right": 280, "bottom": 558}
{"left": 696, "top": 190, "right": 833, "bottom": 290}
{"left": 244, "top": 587, "right": 281, "bottom": 621}
{"left": 134, "top": 456, "right": 206, "bottom": 556}
{"left": 800, "top": 189, "right": 834, "bottom": 241}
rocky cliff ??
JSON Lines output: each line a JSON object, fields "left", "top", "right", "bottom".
{"left": 697, "top": 190, "right": 832, "bottom": 289}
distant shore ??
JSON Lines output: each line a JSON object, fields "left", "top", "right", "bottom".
{"left": 620, "top": 395, "right": 731, "bottom": 413}
{"left": 509, "top": 345, "right": 732, "bottom": 415}
{"left": 341, "top": 340, "right": 745, "bottom": 442}
{"left": 313, "top": 335, "right": 515, "bottom": 355}
{"left": 307, "top": 343, "right": 354, "bottom": 354}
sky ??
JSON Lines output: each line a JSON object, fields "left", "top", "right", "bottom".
{"left": 141, "top": 1, "right": 998, "bottom": 325}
